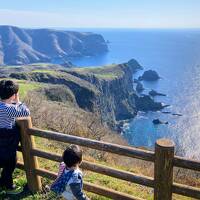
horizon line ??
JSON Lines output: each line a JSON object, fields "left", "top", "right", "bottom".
{"left": 1, "top": 25, "right": 200, "bottom": 30}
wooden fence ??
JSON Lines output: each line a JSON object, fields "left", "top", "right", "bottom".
{"left": 16, "top": 117, "right": 200, "bottom": 200}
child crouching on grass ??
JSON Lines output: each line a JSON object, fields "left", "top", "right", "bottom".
{"left": 50, "top": 145, "right": 90, "bottom": 200}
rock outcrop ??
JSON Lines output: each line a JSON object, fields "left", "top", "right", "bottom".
{"left": 136, "top": 82, "right": 144, "bottom": 93}
{"left": 153, "top": 119, "right": 168, "bottom": 125}
{"left": 139, "top": 70, "right": 160, "bottom": 81}
{"left": 0, "top": 25, "right": 108, "bottom": 65}
{"left": 61, "top": 59, "right": 142, "bottom": 127}
{"left": 149, "top": 89, "right": 166, "bottom": 97}
{"left": 134, "top": 95, "right": 169, "bottom": 112}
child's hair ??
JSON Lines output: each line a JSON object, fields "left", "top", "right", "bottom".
{"left": 62, "top": 145, "right": 83, "bottom": 168}
{"left": 0, "top": 80, "right": 19, "bottom": 100}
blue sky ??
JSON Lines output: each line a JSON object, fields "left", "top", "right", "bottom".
{"left": 0, "top": 0, "right": 200, "bottom": 28}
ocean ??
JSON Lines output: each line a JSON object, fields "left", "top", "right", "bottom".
{"left": 68, "top": 28, "right": 200, "bottom": 159}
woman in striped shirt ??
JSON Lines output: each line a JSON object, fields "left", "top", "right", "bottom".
{"left": 0, "top": 80, "right": 30, "bottom": 194}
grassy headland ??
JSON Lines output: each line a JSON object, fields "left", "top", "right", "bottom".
{"left": 0, "top": 62, "right": 199, "bottom": 199}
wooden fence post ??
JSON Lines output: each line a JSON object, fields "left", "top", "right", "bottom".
{"left": 154, "top": 138, "right": 175, "bottom": 200}
{"left": 17, "top": 117, "right": 42, "bottom": 193}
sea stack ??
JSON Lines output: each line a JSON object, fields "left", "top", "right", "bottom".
{"left": 139, "top": 70, "right": 160, "bottom": 81}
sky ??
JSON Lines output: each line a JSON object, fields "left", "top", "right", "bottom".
{"left": 0, "top": 0, "right": 200, "bottom": 28}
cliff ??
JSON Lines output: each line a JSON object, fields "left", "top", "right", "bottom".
{"left": 9, "top": 59, "right": 141, "bottom": 128}
{"left": 0, "top": 25, "right": 108, "bottom": 65}
{"left": 64, "top": 59, "right": 143, "bottom": 127}
{"left": 9, "top": 58, "right": 165, "bottom": 130}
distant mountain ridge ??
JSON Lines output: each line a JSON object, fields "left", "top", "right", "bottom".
{"left": 0, "top": 25, "right": 108, "bottom": 65}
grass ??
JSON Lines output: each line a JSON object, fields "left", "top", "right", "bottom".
{"left": 0, "top": 78, "right": 42, "bottom": 100}
{"left": 0, "top": 117, "right": 196, "bottom": 200}
{"left": 69, "top": 64, "right": 125, "bottom": 80}
{"left": 30, "top": 70, "right": 58, "bottom": 75}
{"left": 93, "top": 73, "right": 118, "bottom": 79}
{"left": 72, "top": 64, "right": 116, "bottom": 72}
{"left": 18, "top": 81, "right": 41, "bottom": 99}
{"left": 1, "top": 62, "right": 126, "bottom": 81}
{"left": 29, "top": 63, "right": 54, "bottom": 67}
{"left": 4, "top": 136, "right": 195, "bottom": 200}
{"left": 1, "top": 169, "right": 194, "bottom": 200}
{"left": 85, "top": 172, "right": 153, "bottom": 200}
{"left": 13, "top": 137, "right": 154, "bottom": 199}
{"left": 0, "top": 74, "right": 198, "bottom": 199}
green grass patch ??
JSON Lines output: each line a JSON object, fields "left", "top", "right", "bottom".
{"left": 85, "top": 172, "right": 153, "bottom": 200}
{"left": 0, "top": 78, "right": 42, "bottom": 99}
{"left": 74, "top": 64, "right": 117, "bottom": 71}
{"left": 18, "top": 81, "right": 41, "bottom": 99}
{"left": 94, "top": 73, "right": 118, "bottom": 79}
{"left": 0, "top": 136, "right": 194, "bottom": 200}
{"left": 70, "top": 64, "right": 125, "bottom": 80}
{"left": 29, "top": 63, "right": 53, "bottom": 66}
{"left": 31, "top": 70, "right": 57, "bottom": 74}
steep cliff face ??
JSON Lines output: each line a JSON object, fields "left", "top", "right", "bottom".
{"left": 9, "top": 58, "right": 167, "bottom": 130}
{"left": 10, "top": 59, "right": 141, "bottom": 128}
{"left": 65, "top": 59, "right": 142, "bottom": 127}
{"left": 0, "top": 26, "right": 108, "bottom": 65}
{"left": 96, "top": 72, "right": 137, "bottom": 127}
{"left": 65, "top": 72, "right": 136, "bottom": 127}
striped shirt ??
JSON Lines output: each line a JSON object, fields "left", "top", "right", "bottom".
{"left": 0, "top": 101, "right": 30, "bottom": 129}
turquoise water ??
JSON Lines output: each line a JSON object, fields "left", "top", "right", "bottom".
{"left": 69, "top": 28, "right": 200, "bottom": 159}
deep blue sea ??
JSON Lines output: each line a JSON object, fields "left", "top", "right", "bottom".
{"left": 68, "top": 28, "right": 200, "bottom": 159}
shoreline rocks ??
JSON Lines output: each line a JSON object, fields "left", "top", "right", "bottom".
{"left": 136, "top": 82, "right": 144, "bottom": 93}
{"left": 161, "top": 111, "right": 182, "bottom": 117}
{"left": 149, "top": 89, "right": 166, "bottom": 97}
{"left": 127, "top": 59, "right": 143, "bottom": 71}
{"left": 153, "top": 118, "right": 168, "bottom": 125}
{"left": 172, "top": 113, "right": 182, "bottom": 116}
{"left": 135, "top": 94, "right": 169, "bottom": 112}
{"left": 162, "top": 111, "right": 171, "bottom": 114}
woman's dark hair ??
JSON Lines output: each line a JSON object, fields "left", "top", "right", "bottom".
{"left": 0, "top": 80, "right": 19, "bottom": 100}
{"left": 62, "top": 145, "right": 82, "bottom": 168}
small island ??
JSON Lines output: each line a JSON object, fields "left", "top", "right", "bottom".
{"left": 139, "top": 70, "right": 160, "bottom": 81}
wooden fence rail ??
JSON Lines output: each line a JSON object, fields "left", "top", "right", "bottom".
{"left": 16, "top": 117, "right": 200, "bottom": 200}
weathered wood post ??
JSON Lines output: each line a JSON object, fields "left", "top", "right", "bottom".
{"left": 17, "top": 117, "right": 42, "bottom": 193}
{"left": 154, "top": 138, "right": 175, "bottom": 200}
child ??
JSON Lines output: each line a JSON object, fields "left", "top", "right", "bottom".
{"left": 51, "top": 145, "right": 89, "bottom": 200}
{"left": 0, "top": 80, "right": 30, "bottom": 194}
